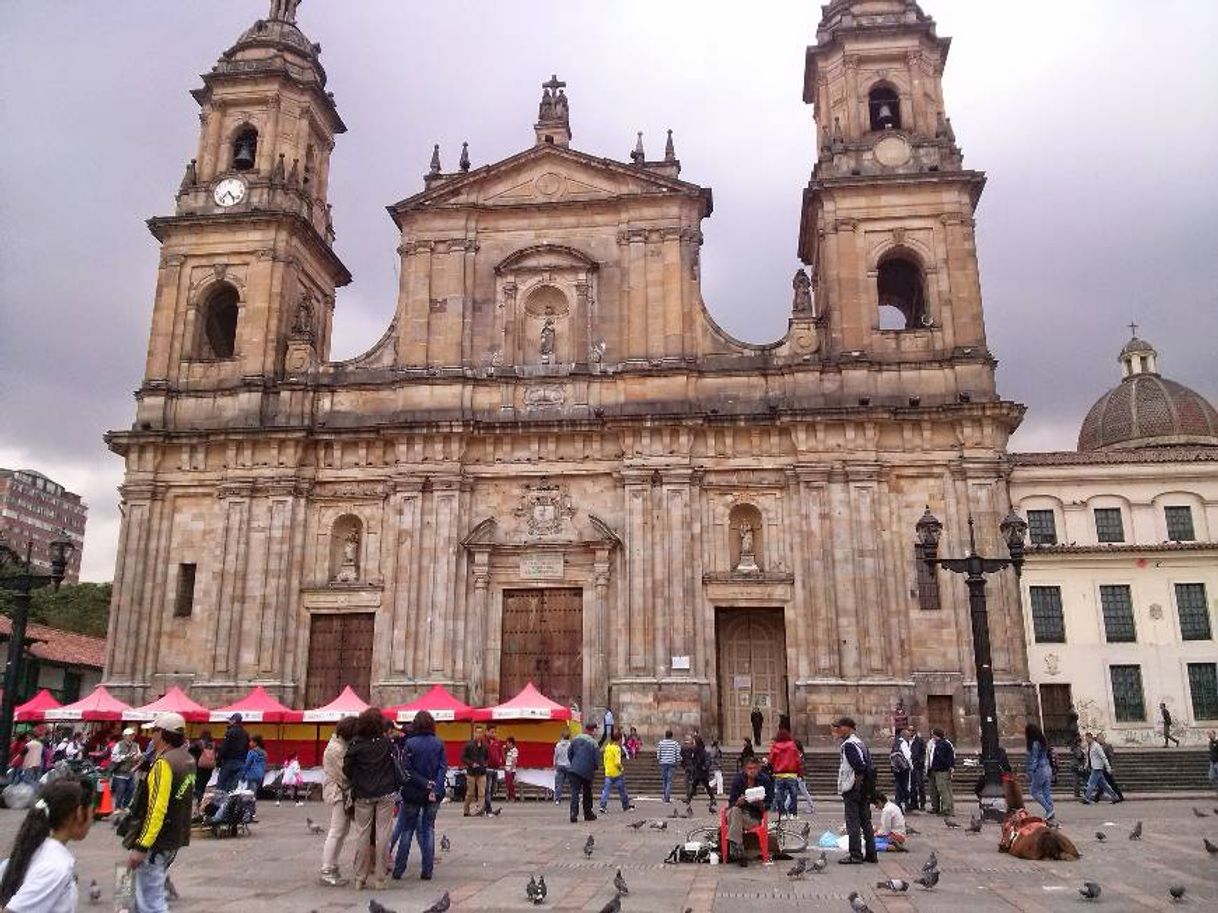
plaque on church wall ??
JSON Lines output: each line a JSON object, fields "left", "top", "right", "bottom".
{"left": 671, "top": 655, "right": 691, "bottom": 670}
{"left": 520, "top": 553, "right": 564, "bottom": 579}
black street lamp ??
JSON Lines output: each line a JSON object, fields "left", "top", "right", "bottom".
{"left": 916, "top": 507, "right": 1026, "bottom": 821}
{"left": 0, "top": 531, "right": 75, "bottom": 773}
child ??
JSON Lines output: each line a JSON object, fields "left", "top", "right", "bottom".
{"left": 279, "top": 752, "right": 304, "bottom": 807}
{"left": 0, "top": 778, "right": 95, "bottom": 911}
{"left": 625, "top": 728, "right": 642, "bottom": 760}
{"left": 872, "top": 792, "right": 907, "bottom": 851}
{"left": 504, "top": 737, "right": 519, "bottom": 802}
{"left": 242, "top": 734, "right": 267, "bottom": 795}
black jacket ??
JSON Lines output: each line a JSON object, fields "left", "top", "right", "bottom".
{"left": 461, "top": 738, "right": 488, "bottom": 774}
{"left": 728, "top": 770, "right": 774, "bottom": 807}
{"left": 218, "top": 723, "right": 248, "bottom": 766}
{"left": 909, "top": 734, "right": 926, "bottom": 767}
{"left": 343, "top": 735, "right": 399, "bottom": 799}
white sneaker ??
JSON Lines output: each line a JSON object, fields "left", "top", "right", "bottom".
{"left": 295, "top": 801, "right": 303, "bottom": 807}
{"left": 275, "top": 801, "right": 282, "bottom": 807}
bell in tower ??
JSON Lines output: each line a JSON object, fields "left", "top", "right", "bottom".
{"left": 231, "top": 128, "right": 257, "bottom": 172}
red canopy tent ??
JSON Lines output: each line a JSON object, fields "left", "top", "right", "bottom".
{"left": 472, "top": 682, "right": 573, "bottom": 721}
{"left": 123, "top": 686, "right": 210, "bottom": 723}
{"left": 203, "top": 686, "right": 306, "bottom": 765}
{"left": 207, "top": 685, "right": 302, "bottom": 724}
{"left": 387, "top": 685, "right": 474, "bottom": 723}
{"left": 14, "top": 689, "right": 61, "bottom": 722}
{"left": 44, "top": 685, "right": 131, "bottom": 722}
{"left": 472, "top": 682, "right": 576, "bottom": 767}
{"left": 303, "top": 686, "right": 369, "bottom": 723}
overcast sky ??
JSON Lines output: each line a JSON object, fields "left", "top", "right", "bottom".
{"left": 2, "top": 1, "right": 1216, "bottom": 582}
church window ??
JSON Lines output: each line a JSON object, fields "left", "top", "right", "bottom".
{"left": 200, "top": 285, "right": 239, "bottom": 358}
{"left": 1188, "top": 663, "right": 1218, "bottom": 720}
{"left": 1093, "top": 508, "right": 1124, "bottom": 543}
{"left": 174, "top": 563, "right": 197, "bottom": 618}
{"left": 868, "top": 85, "right": 901, "bottom": 131}
{"left": 1029, "top": 586, "right": 1065, "bottom": 643}
{"left": 1109, "top": 665, "right": 1145, "bottom": 722}
{"left": 876, "top": 254, "right": 926, "bottom": 330}
{"left": 1100, "top": 585, "right": 1136, "bottom": 643}
{"left": 1165, "top": 505, "right": 1195, "bottom": 542}
{"left": 1175, "top": 583, "right": 1211, "bottom": 641}
{"left": 915, "top": 545, "right": 940, "bottom": 610}
{"left": 231, "top": 126, "right": 258, "bottom": 172}
{"left": 1027, "top": 509, "right": 1058, "bottom": 545}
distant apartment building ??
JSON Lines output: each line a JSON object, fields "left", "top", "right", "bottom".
{"left": 0, "top": 469, "right": 87, "bottom": 583}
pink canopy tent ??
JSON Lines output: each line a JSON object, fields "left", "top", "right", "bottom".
{"left": 303, "top": 686, "right": 369, "bottom": 723}
{"left": 472, "top": 681, "right": 573, "bottom": 721}
{"left": 44, "top": 685, "right": 131, "bottom": 722}
{"left": 14, "top": 688, "right": 62, "bottom": 722}
{"left": 123, "top": 686, "right": 210, "bottom": 723}
{"left": 387, "top": 685, "right": 474, "bottom": 723}
{"left": 208, "top": 685, "right": 303, "bottom": 724}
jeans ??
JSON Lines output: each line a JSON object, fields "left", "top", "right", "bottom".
{"left": 842, "top": 787, "right": 876, "bottom": 859}
{"left": 111, "top": 775, "right": 135, "bottom": 810}
{"left": 660, "top": 763, "right": 676, "bottom": 802}
{"left": 568, "top": 773, "right": 594, "bottom": 821}
{"left": 599, "top": 775, "right": 631, "bottom": 810}
{"left": 553, "top": 766, "right": 569, "bottom": 804}
{"left": 772, "top": 777, "right": 799, "bottom": 816}
{"left": 910, "top": 767, "right": 926, "bottom": 808}
{"left": 796, "top": 777, "right": 815, "bottom": 814}
{"left": 1028, "top": 767, "right": 1054, "bottom": 818}
{"left": 1209, "top": 761, "right": 1218, "bottom": 795}
{"left": 892, "top": 768, "right": 911, "bottom": 810}
{"left": 392, "top": 801, "right": 438, "bottom": 878}
{"left": 1103, "top": 769, "right": 1124, "bottom": 801}
{"left": 133, "top": 849, "right": 176, "bottom": 913}
{"left": 321, "top": 800, "right": 351, "bottom": 875}
{"left": 216, "top": 759, "right": 243, "bottom": 792}
{"left": 1084, "top": 769, "right": 1118, "bottom": 802}
{"left": 483, "top": 769, "right": 499, "bottom": 811}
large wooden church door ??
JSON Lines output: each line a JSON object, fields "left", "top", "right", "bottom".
{"left": 500, "top": 588, "right": 583, "bottom": 708}
{"left": 305, "top": 613, "right": 375, "bottom": 707}
{"left": 716, "top": 608, "right": 788, "bottom": 744}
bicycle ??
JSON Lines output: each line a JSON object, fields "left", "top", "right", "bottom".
{"left": 685, "top": 812, "right": 810, "bottom": 855}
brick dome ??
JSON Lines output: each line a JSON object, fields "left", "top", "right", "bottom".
{"left": 1078, "top": 338, "right": 1218, "bottom": 451}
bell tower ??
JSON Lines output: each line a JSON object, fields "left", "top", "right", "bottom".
{"left": 137, "top": 0, "right": 350, "bottom": 427}
{"left": 798, "top": 0, "right": 995, "bottom": 402}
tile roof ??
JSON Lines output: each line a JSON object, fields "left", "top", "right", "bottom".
{"left": 1011, "top": 446, "right": 1218, "bottom": 466}
{"left": 1028, "top": 541, "right": 1218, "bottom": 556}
{"left": 0, "top": 617, "right": 105, "bottom": 669}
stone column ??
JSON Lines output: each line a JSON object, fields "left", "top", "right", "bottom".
{"left": 133, "top": 490, "right": 170, "bottom": 688}
{"left": 388, "top": 481, "right": 424, "bottom": 676}
{"left": 212, "top": 482, "right": 253, "bottom": 679}
{"left": 106, "top": 481, "right": 156, "bottom": 686}
{"left": 469, "top": 551, "right": 491, "bottom": 706}
{"left": 622, "top": 471, "right": 650, "bottom": 672}
{"left": 590, "top": 547, "right": 611, "bottom": 709}
{"left": 827, "top": 464, "right": 860, "bottom": 676}
{"left": 426, "top": 477, "right": 462, "bottom": 675}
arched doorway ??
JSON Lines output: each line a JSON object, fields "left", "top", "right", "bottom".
{"left": 716, "top": 608, "right": 788, "bottom": 744}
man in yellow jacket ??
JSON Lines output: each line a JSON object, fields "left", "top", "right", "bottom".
{"left": 598, "top": 731, "right": 635, "bottom": 813}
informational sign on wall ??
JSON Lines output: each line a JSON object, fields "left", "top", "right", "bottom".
{"left": 520, "top": 553, "right": 564, "bottom": 579}
{"left": 671, "top": 655, "right": 691, "bottom": 670}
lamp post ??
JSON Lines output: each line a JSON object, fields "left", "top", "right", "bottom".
{"left": 0, "top": 531, "right": 75, "bottom": 772}
{"left": 916, "top": 508, "right": 1026, "bottom": 821}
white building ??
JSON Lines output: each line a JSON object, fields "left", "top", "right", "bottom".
{"left": 1011, "top": 336, "right": 1218, "bottom": 746}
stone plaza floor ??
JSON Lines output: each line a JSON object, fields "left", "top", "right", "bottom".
{"left": 2, "top": 792, "right": 1217, "bottom": 912}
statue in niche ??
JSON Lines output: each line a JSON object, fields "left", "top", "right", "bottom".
{"left": 735, "top": 520, "right": 760, "bottom": 574}
{"left": 335, "top": 528, "right": 360, "bottom": 582}
{"left": 539, "top": 317, "right": 556, "bottom": 364}
{"left": 792, "top": 269, "right": 812, "bottom": 314}
{"left": 291, "top": 294, "right": 315, "bottom": 336}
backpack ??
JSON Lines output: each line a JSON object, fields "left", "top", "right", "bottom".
{"left": 199, "top": 745, "right": 216, "bottom": 770}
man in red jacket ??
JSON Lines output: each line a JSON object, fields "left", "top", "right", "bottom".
{"left": 768, "top": 727, "right": 801, "bottom": 818}
{"left": 484, "top": 725, "right": 505, "bottom": 815}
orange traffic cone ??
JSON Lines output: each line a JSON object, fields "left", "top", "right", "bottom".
{"left": 96, "top": 779, "right": 113, "bottom": 819}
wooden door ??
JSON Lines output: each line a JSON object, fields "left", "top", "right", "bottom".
{"left": 1039, "top": 684, "right": 1073, "bottom": 745}
{"left": 926, "top": 695, "right": 955, "bottom": 741}
{"left": 716, "top": 609, "right": 788, "bottom": 744}
{"left": 305, "top": 613, "right": 375, "bottom": 707}
{"left": 500, "top": 588, "right": 583, "bottom": 708}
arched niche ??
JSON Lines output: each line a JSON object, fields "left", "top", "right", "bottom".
{"left": 876, "top": 250, "right": 927, "bottom": 330}
{"left": 197, "top": 283, "right": 240, "bottom": 358}
{"left": 330, "top": 513, "right": 363, "bottom": 582}
{"left": 728, "top": 503, "right": 764, "bottom": 573}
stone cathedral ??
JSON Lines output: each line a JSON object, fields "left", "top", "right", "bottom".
{"left": 105, "top": 0, "right": 1033, "bottom": 744}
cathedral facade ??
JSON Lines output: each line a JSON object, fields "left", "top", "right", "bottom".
{"left": 105, "top": 0, "right": 1033, "bottom": 745}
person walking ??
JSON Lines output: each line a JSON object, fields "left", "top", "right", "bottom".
{"left": 708, "top": 739, "right": 724, "bottom": 798}
{"left": 552, "top": 731, "right": 571, "bottom": 805}
{"left": 0, "top": 777, "right": 96, "bottom": 912}
{"left": 319, "top": 716, "right": 357, "bottom": 887}
{"left": 277, "top": 751, "right": 304, "bottom": 805}
{"left": 925, "top": 727, "right": 955, "bottom": 817}
{"left": 889, "top": 729, "right": 912, "bottom": 812}
{"left": 109, "top": 728, "right": 142, "bottom": 811}
{"left": 598, "top": 731, "right": 634, "bottom": 813}
{"left": 1081, "top": 732, "right": 1119, "bottom": 804}
{"left": 794, "top": 740, "right": 815, "bottom": 815}
{"left": 483, "top": 725, "right": 504, "bottom": 815}
{"left": 908, "top": 728, "right": 926, "bottom": 811}
{"left": 391, "top": 711, "right": 447, "bottom": 882}
{"left": 767, "top": 727, "right": 801, "bottom": 818}
{"left": 1069, "top": 737, "right": 1088, "bottom": 799}
{"left": 832, "top": 716, "right": 877, "bottom": 865}
{"left": 1208, "top": 730, "right": 1218, "bottom": 796}
{"left": 1024, "top": 723, "right": 1055, "bottom": 822}
{"left": 566, "top": 722, "right": 599, "bottom": 823}
{"left": 750, "top": 706, "right": 764, "bottom": 745}
{"left": 460, "top": 727, "right": 489, "bottom": 817}
{"left": 125, "top": 712, "right": 196, "bottom": 913}
{"left": 242, "top": 734, "right": 268, "bottom": 795}
{"left": 1160, "top": 702, "right": 1180, "bottom": 747}
{"left": 739, "top": 738, "right": 756, "bottom": 768}
{"left": 503, "top": 737, "right": 519, "bottom": 802}
{"left": 21, "top": 732, "right": 44, "bottom": 786}
{"left": 1096, "top": 734, "right": 1125, "bottom": 802}
{"left": 683, "top": 735, "right": 716, "bottom": 813}
{"left": 656, "top": 730, "right": 680, "bottom": 803}
{"left": 344, "top": 707, "right": 399, "bottom": 891}
{"left": 215, "top": 713, "right": 248, "bottom": 792}
{"left": 599, "top": 707, "right": 615, "bottom": 747}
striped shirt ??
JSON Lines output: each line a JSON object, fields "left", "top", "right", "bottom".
{"left": 656, "top": 738, "right": 680, "bottom": 766}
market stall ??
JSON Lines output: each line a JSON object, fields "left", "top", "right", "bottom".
{"left": 302, "top": 686, "right": 369, "bottom": 723}
{"left": 44, "top": 685, "right": 131, "bottom": 723}
{"left": 472, "top": 682, "right": 578, "bottom": 770}
{"left": 123, "top": 686, "right": 210, "bottom": 724}
{"left": 386, "top": 684, "right": 476, "bottom": 765}
{"left": 14, "top": 689, "right": 62, "bottom": 723}
{"left": 205, "top": 686, "right": 309, "bottom": 764}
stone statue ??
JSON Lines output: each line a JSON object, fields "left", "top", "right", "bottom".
{"left": 589, "top": 339, "right": 606, "bottom": 365}
{"left": 335, "top": 528, "right": 359, "bottom": 582}
{"left": 291, "top": 295, "right": 314, "bottom": 335}
{"left": 538, "top": 88, "right": 554, "bottom": 122}
{"left": 269, "top": 0, "right": 300, "bottom": 24}
{"left": 792, "top": 269, "right": 812, "bottom": 313}
{"left": 735, "top": 520, "right": 760, "bottom": 574}
{"left": 540, "top": 317, "right": 556, "bottom": 363}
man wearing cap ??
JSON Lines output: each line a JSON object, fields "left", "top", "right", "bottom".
{"left": 109, "top": 727, "right": 141, "bottom": 809}
{"left": 215, "top": 712, "right": 248, "bottom": 792}
{"left": 126, "top": 712, "right": 196, "bottom": 913}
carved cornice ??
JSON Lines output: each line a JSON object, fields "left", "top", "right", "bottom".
{"left": 311, "top": 480, "right": 388, "bottom": 501}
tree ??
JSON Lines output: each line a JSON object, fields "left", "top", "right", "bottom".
{"left": 0, "top": 582, "right": 111, "bottom": 638}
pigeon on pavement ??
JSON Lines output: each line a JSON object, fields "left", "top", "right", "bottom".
{"left": 613, "top": 869, "right": 629, "bottom": 894}
{"left": 626, "top": 819, "right": 647, "bottom": 830}
{"left": 1079, "top": 882, "right": 1102, "bottom": 900}
{"left": 944, "top": 817, "right": 960, "bottom": 828}
{"left": 368, "top": 901, "right": 396, "bottom": 913}
{"left": 922, "top": 851, "right": 939, "bottom": 873}
{"left": 440, "top": 834, "right": 450, "bottom": 853}
{"left": 811, "top": 851, "right": 828, "bottom": 873}
{"left": 583, "top": 834, "right": 595, "bottom": 857}
{"left": 420, "top": 893, "right": 450, "bottom": 913}
{"left": 537, "top": 876, "right": 547, "bottom": 902}
{"left": 669, "top": 807, "right": 680, "bottom": 818}
{"left": 906, "top": 824, "right": 921, "bottom": 835}
{"left": 799, "top": 821, "right": 811, "bottom": 840}
{"left": 1095, "top": 831, "right": 1107, "bottom": 842}
{"left": 1193, "top": 807, "right": 1209, "bottom": 818}
{"left": 847, "top": 890, "right": 873, "bottom": 912}
{"left": 877, "top": 879, "right": 910, "bottom": 892}
{"left": 1205, "top": 837, "right": 1218, "bottom": 855}
{"left": 1169, "top": 885, "right": 1186, "bottom": 902}
{"left": 306, "top": 817, "right": 324, "bottom": 835}
{"left": 915, "top": 869, "right": 940, "bottom": 890}
{"left": 1128, "top": 821, "right": 1142, "bottom": 840}
{"left": 966, "top": 813, "right": 983, "bottom": 834}
{"left": 786, "top": 858, "right": 808, "bottom": 879}
{"left": 88, "top": 880, "right": 102, "bottom": 905}
{"left": 596, "top": 893, "right": 622, "bottom": 913}
{"left": 650, "top": 820, "right": 668, "bottom": 830}
{"left": 526, "top": 876, "right": 542, "bottom": 905}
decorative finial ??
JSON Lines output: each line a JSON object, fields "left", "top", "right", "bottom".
{"left": 664, "top": 129, "right": 676, "bottom": 162}
{"left": 631, "top": 132, "right": 645, "bottom": 164}
{"left": 268, "top": 0, "right": 301, "bottom": 24}
{"left": 832, "top": 116, "right": 844, "bottom": 145}
{"left": 429, "top": 144, "right": 441, "bottom": 175}
{"left": 287, "top": 157, "right": 300, "bottom": 187}
{"left": 1128, "top": 321, "right": 1139, "bottom": 338}
{"left": 272, "top": 153, "right": 286, "bottom": 183}
{"left": 459, "top": 142, "right": 471, "bottom": 173}
{"left": 179, "top": 159, "right": 197, "bottom": 191}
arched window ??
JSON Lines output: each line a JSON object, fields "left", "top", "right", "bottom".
{"left": 231, "top": 126, "right": 258, "bottom": 172}
{"left": 877, "top": 254, "right": 927, "bottom": 330}
{"left": 868, "top": 85, "right": 901, "bottom": 131}
{"left": 200, "top": 285, "right": 239, "bottom": 358}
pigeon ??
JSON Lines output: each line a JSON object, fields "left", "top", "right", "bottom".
{"left": 922, "top": 851, "right": 939, "bottom": 873}
{"left": 811, "top": 851, "right": 828, "bottom": 873}
{"left": 1169, "top": 885, "right": 1186, "bottom": 902}
{"left": 526, "top": 876, "right": 544, "bottom": 905}
{"left": 966, "top": 813, "right": 983, "bottom": 834}
{"left": 799, "top": 821, "right": 811, "bottom": 840}
{"left": 669, "top": 806, "right": 680, "bottom": 818}
{"left": 583, "top": 834, "right": 595, "bottom": 857}
{"left": 626, "top": 819, "right": 647, "bottom": 830}
{"left": 916, "top": 869, "right": 940, "bottom": 890}
{"left": 596, "top": 894, "right": 622, "bottom": 913}
{"left": 420, "top": 893, "right": 450, "bottom": 913}
{"left": 683, "top": 803, "right": 694, "bottom": 818}
{"left": 1095, "top": 831, "right": 1107, "bottom": 842}
{"left": 907, "top": 824, "right": 921, "bottom": 836}
{"left": 944, "top": 817, "right": 960, "bottom": 828}
{"left": 368, "top": 902, "right": 396, "bottom": 913}
{"left": 1079, "top": 882, "right": 1102, "bottom": 900}
{"left": 877, "top": 879, "right": 910, "bottom": 892}
{"left": 649, "top": 819, "right": 668, "bottom": 830}
{"left": 847, "top": 891, "right": 873, "bottom": 912}
{"left": 708, "top": 801, "right": 717, "bottom": 815}
{"left": 1128, "top": 821, "right": 1142, "bottom": 840}
{"left": 536, "top": 877, "right": 547, "bottom": 903}
{"left": 1205, "top": 837, "right": 1218, "bottom": 855}
{"left": 613, "top": 869, "right": 629, "bottom": 895}
{"left": 786, "top": 857, "right": 808, "bottom": 879}
{"left": 440, "top": 833, "right": 450, "bottom": 852}
{"left": 306, "top": 816, "right": 324, "bottom": 835}
{"left": 88, "top": 880, "right": 101, "bottom": 905}
{"left": 1193, "top": 807, "right": 1209, "bottom": 818}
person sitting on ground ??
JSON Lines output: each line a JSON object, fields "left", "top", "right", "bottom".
{"left": 725, "top": 755, "right": 774, "bottom": 867}
{"left": 624, "top": 727, "right": 642, "bottom": 760}
{"left": 0, "top": 778, "right": 96, "bottom": 912}
{"left": 872, "top": 792, "right": 907, "bottom": 851}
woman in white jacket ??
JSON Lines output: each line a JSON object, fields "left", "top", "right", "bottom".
{"left": 319, "top": 716, "right": 357, "bottom": 887}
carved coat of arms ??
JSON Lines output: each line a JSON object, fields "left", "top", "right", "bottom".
{"left": 514, "top": 480, "right": 575, "bottom": 537}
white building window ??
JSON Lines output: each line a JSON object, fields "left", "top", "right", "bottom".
{"left": 1188, "top": 663, "right": 1218, "bottom": 720}
{"left": 1027, "top": 510, "right": 1058, "bottom": 546}
{"left": 1175, "top": 583, "right": 1212, "bottom": 641}
{"left": 1094, "top": 508, "right": 1125, "bottom": 543}
{"left": 1100, "top": 585, "right": 1136, "bottom": 643}
{"left": 1109, "top": 665, "right": 1145, "bottom": 722}
{"left": 1165, "top": 506, "right": 1195, "bottom": 542}
{"left": 1029, "top": 586, "right": 1065, "bottom": 643}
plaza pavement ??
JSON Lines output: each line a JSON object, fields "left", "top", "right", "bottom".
{"left": 1, "top": 793, "right": 1216, "bottom": 912}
